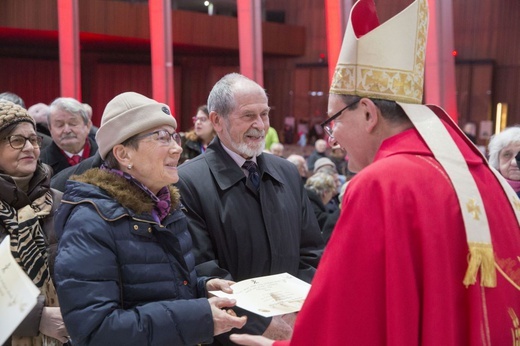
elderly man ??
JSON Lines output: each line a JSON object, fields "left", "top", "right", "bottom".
{"left": 269, "top": 142, "right": 284, "bottom": 157}
{"left": 305, "top": 139, "right": 327, "bottom": 172}
{"left": 0, "top": 93, "right": 53, "bottom": 148}
{"left": 286, "top": 154, "right": 308, "bottom": 184}
{"left": 27, "top": 102, "right": 53, "bottom": 148}
{"left": 231, "top": 0, "right": 520, "bottom": 345}
{"left": 176, "top": 73, "right": 323, "bottom": 345}
{"left": 40, "top": 97, "right": 98, "bottom": 175}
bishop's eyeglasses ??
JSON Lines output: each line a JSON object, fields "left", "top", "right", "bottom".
{"left": 320, "top": 98, "right": 360, "bottom": 138}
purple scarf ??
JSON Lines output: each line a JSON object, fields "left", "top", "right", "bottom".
{"left": 506, "top": 177, "right": 520, "bottom": 193}
{"left": 101, "top": 165, "right": 171, "bottom": 222}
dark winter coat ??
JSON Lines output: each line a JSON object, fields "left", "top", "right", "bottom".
{"left": 176, "top": 137, "right": 324, "bottom": 341}
{"left": 306, "top": 150, "right": 327, "bottom": 172}
{"left": 54, "top": 169, "right": 214, "bottom": 346}
{"left": 304, "top": 188, "right": 340, "bottom": 243}
{"left": 180, "top": 131, "right": 203, "bottom": 164}
{"left": 40, "top": 137, "right": 98, "bottom": 176}
{"left": 50, "top": 152, "right": 102, "bottom": 192}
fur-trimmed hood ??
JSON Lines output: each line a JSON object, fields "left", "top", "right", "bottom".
{"left": 69, "top": 168, "right": 181, "bottom": 215}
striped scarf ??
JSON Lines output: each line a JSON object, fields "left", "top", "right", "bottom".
{"left": 0, "top": 192, "right": 52, "bottom": 288}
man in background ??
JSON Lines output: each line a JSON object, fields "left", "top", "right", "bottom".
{"left": 305, "top": 139, "right": 327, "bottom": 172}
{"left": 286, "top": 154, "right": 308, "bottom": 184}
{"left": 40, "top": 97, "right": 98, "bottom": 175}
{"left": 0, "top": 92, "right": 53, "bottom": 148}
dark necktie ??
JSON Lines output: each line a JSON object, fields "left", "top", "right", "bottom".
{"left": 242, "top": 160, "right": 260, "bottom": 191}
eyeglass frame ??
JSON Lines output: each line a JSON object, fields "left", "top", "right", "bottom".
{"left": 192, "top": 116, "right": 209, "bottom": 123}
{"left": 320, "top": 98, "right": 361, "bottom": 138}
{"left": 4, "top": 134, "right": 44, "bottom": 150}
{"left": 134, "top": 129, "right": 181, "bottom": 146}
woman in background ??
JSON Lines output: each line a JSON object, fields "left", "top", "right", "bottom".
{"left": 304, "top": 172, "right": 340, "bottom": 243}
{"left": 0, "top": 101, "right": 68, "bottom": 345}
{"left": 488, "top": 125, "right": 520, "bottom": 197}
{"left": 180, "top": 105, "right": 215, "bottom": 163}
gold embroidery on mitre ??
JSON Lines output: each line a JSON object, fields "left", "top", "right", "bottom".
{"left": 331, "top": 65, "right": 356, "bottom": 93}
{"left": 466, "top": 198, "right": 482, "bottom": 220}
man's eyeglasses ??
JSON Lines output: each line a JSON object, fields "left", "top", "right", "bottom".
{"left": 192, "top": 116, "right": 209, "bottom": 124}
{"left": 135, "top": 129, "right": 181, "bottom": 146}
{"left": 320, "top": 98, "right": 360, "bottom": 138}
{"left": 4, "top": 134, "right": 43, "bottom": 149}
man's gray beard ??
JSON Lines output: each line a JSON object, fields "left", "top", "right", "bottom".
{"left": 232, "top": 139, "right": 265, "bottom": 158}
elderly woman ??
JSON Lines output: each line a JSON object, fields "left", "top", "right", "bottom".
{"left": 54, "top": 92, "right": 246, "bottom": 345}
{"left": 488, "top": 125, "right": 520, "bottom": 197}
{"left": 0, "top": 101, "right": 68, "bottom": 345}
{"left": 304, "top": 172, "right": 340, "bottom": 243}
{"left": 180, "top": 105, "right": 216, "bottom": 164}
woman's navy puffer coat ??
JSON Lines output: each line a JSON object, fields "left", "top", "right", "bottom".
{"left": 54, "top": 168, "right": 214, "bottom": 346}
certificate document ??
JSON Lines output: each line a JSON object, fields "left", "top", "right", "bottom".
{"left": 0, "top": 235, "right": 40, "bottom": 345}
{"left": 209, "top": 272, "right": 311, "bottom": 317}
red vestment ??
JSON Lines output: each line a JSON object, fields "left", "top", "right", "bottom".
{"left": 276, "top": 118, "right": 520, "bottom": 345}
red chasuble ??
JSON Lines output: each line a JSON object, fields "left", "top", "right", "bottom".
{"left": 275, "top": 121, "right": 520, "bottom": 345}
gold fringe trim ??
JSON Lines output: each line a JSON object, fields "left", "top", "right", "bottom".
{"left": 463, "top": 243, "right": 497, "bottom": 288}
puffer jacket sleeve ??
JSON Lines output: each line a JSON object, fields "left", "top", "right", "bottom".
{"left": 54, "top": 203, "right": 214, "bottom": 346}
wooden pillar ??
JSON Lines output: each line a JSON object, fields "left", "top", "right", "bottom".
{"left": 425, "top": 0, "right": 458, "bottom": 122}
{"left": 57, "top": 0, "right": 81, "bottom": 100}
{"left": 237, "top": 0, "right": 264, "bottom": 87}
{"left": 149, "top": 0, "right": 177, "bottom": 124}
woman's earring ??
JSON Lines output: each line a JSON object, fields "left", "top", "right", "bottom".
{"left": 127, "top": 164, "right": 133, "bottom": 170}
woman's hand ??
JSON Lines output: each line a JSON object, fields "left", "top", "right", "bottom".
{"left": 209, "top": 297, "right": 247, "bottom": 336}
{"left": 39, "top": 306, "right": 69, "bottom": 343}
{"left": 206, "top": 278, "right": 235, "bottom": 295}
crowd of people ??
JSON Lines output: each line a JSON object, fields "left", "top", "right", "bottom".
{"left": 1, "top": 0, "right": 519, "bottom": 345}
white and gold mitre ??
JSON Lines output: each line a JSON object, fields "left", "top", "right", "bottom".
{"left": 330, "top": 0, "right": 428, "bottom": 104}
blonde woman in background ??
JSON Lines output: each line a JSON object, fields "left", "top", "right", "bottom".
{"left": 304, "top": 172, "right": 340, "bottom": 243}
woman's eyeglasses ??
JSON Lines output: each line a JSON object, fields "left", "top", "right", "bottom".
{"left": 320, "top": 98, "right": 360, "bottom": 138}
{"left": 4, "top": 134, "right": 43, "bottom": 149}
{"left": 192, "top": 116, "right": 209, "bottom": 124}
{"left": 135, "top": 129, "right": 181, "bottom": 146}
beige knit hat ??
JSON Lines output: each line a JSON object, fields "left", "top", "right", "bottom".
{"left": 313, "top": 157, "right": 336, "bottom": 174}
{"left": 0, "top": 101, "right": 36, "bottom": 133}
{"left": 96, "top": 92, "right": 177, "bottom": 159}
